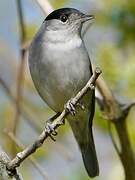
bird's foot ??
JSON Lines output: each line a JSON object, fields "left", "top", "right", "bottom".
{"left": 44, "top": 121, "right": 58, "bottom": 141}
{"left": 44, "top": 112, "right": 64, "bottom": 141}
{"left": 65, "top": 99, "right": 76, "bottom": 116}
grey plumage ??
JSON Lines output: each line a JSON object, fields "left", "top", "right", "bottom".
{"left": 29, "top": 8, "right": 99, "bottom": 178}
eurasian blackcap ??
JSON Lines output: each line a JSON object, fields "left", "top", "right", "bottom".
{"left": 29, "top": 8, "right": 99, "bottom": 178}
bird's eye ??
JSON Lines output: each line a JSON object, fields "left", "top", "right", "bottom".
{"left": 60, "top": 15, "right": 68, "bottom": 23}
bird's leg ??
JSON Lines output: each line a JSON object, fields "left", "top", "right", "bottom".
{"left": 44, "top": 112, "right": 61, "bottom": 141}
{"left": 64, "top": 99, "right": 76, "bottom": 116}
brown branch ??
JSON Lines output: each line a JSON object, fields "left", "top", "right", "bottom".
{"left": 6, "top": 68, "right": 101, "bottom": 173}
{"left": 95, "top": 67, "right": 135, "bottom": 179}
{"left": 94, "top": 71, "right": 135, "bottom": 180}
{"left": 115, "top": 120, "right": 135, "bottom": 180}
{"left": 13, "top": 0, "right": 26, "bottom": 135}
{"left": 94, "top": 69, "right": 135, "bottom": 180}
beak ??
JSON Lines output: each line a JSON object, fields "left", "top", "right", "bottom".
{"left": 81, "top": 14, "right": 95, "bottom": 23}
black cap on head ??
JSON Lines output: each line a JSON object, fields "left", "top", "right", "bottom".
{"left": 45, "top": 8, "right": 82, "bottom": 21}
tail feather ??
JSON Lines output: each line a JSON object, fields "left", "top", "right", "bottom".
{"left": 81, "top": 129, "right": 99, "bottom": 178}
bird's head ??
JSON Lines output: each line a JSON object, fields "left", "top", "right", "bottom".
{"left": 43, "top": 8, "right": 94, "bottom": 42}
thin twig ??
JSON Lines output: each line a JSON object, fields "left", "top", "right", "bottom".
{"left": 6, "top": 131, "right": 49, "bottom": 180}
{"left": 6, "top": 68, "right": 101, "bottom": 172}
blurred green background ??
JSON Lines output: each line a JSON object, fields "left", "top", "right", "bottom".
{"left": 0, "top": 0, "right": 135, "bottom": 179}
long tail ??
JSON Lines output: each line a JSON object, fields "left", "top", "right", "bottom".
{"left": 67, "top": 90, "right": 99, "bottom": 177}
{"left": 81, "top": 129, "right": 99, "bottom": 178}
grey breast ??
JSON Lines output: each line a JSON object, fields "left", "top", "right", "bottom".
{"left": 29, "top": 31, "right": 91, "bottom": 112}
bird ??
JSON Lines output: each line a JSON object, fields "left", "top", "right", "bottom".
{"left": 28, "top": 8, "right": 99, "bottom": 178}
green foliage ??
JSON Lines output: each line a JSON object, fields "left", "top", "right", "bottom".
{"left": 101, "top": 0, "right": 135, "bottom": 46}
{"left": 66, "top": 167, "right": 93, "bottom": 180}
{"left": 127, "top": 110, "right": 135, "bottom": 148}
{"left": 95, "top": 2, "right": 135, "bottom": 177}
{"left": 50, "top": 0, "right": 69, "bottom": 8}
{"left": 25, "top": 23, "right": 38, "bottom": 41}
{"left": 93, "top": 103, "right": 107, "bottom": 132}
{"left": 97, "top": 44, "right": 120, "bottom": 88}
{"left": 122, "top": 51, "right": 135, "bottom": 97}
